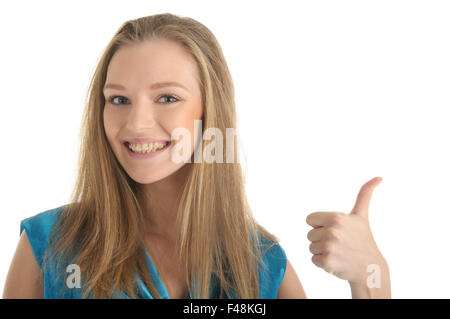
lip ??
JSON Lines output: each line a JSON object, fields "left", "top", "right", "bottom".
{"left": 123, "top": 141, "right": 171, "bottom": 159}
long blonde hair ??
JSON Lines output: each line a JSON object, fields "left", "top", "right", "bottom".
{"left": 44, "top": 12, "right": 280, "bottom": 299}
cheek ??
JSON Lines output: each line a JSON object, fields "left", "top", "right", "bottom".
{"left": 103, "top": 106, "right": 120, "bottom": 142}
{"left": 185, "top": 102, "right": 204, "bottom": 136}
{"left": 164, "top": 103, "right": 203, "bottom": 138}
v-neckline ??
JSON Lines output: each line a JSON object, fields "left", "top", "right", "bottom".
{"left": 143, "top": 247, "right": 193, "bottom": 299}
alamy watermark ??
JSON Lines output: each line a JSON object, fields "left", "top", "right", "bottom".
{"left": 145, "top": 120, "right": 241, "bottom": 164}
{"left": 66, "top": 264, "right": 81, "bottom": 289}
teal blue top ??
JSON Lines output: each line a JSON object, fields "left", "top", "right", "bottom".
{"left": 20, "top": 205, "right": 287, "bottom": 299}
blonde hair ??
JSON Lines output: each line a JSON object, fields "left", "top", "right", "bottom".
{"left": 44, "top": 12, "right": 280, "bottom": 299}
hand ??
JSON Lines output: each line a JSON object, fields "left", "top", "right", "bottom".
{"left": 306, "top": 177, "right": 387, "bottom": 285}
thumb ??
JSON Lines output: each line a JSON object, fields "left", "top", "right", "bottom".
{"left": 349, "top": 176, "right": 383, "bottom": 219}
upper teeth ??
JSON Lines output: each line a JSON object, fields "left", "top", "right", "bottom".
{"left": 128, "top": 142, "right": 167, "bottom": 153}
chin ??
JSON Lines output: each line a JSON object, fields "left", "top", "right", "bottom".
{"left": 128, "top": 172, "right": 168, "bottom": 185}
{"left": 126, "top": 166, "right": 181, "bottom": 185}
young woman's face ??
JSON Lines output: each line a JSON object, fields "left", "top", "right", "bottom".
{"left": 103, "top": 38, "right": 203, "bottom": 184}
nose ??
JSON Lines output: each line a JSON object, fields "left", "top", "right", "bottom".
{"left": 125, "top": 97, "right": 156, "bottom": 131}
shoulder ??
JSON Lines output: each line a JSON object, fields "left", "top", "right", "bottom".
{"left": 256, "top": 235, "right": 288, "bottom": 298}
{"left": 257, "top": 235, "right": 307, "bottom": 299}
{"left": 3, "top": 205, "right": 66, "bottom": 298}
{"left": 3, "top": 228, "right": 44, "bottom": 298}
{"left": 19, "top": 205, "right": 66, "bottom": 269}
{"left": 20, "top": 205, "right": 65, "bottom": 236}
{"left": 277, "top": 257, "right": 307, "bottom": 298}
{"left": 258, "top": 235, "right": 287, "bottom": 274}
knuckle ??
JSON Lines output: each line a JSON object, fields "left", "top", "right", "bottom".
{"left": 323, "top": 240, "right": 335, "bottom": 253}
{"left": 312, "top": 253, "right": 324, "bottom": 267}
{"left": 331, "top": 213, "right": 345, "bottom": 227}
{"left": 330, "top": 215, "right": 341, "bottom": 226}
{"left": 321, "top": 253, "right": 333, "bottom": 268}
{"left": 312, "top": 253, "right": 334, "bottom": 271}
{"left": 327, "top": 228, "right": 340, "bottom": 241}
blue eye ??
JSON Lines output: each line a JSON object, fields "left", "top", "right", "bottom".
{"left": 158, "top": 95, "right": 179, "bottom": 104}
{"left": 108, "top": 96, "right": 129, "bottom": 105}
{"left": 106, "top": 94, "right": 180, "bottom": 105}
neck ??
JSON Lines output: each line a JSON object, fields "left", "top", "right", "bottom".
{"left": 138, "top": 164, "right": 190, "bottom": 243}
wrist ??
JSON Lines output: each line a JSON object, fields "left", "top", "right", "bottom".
{"left": 349, "top": 258, "right": 391, "bottom": 299}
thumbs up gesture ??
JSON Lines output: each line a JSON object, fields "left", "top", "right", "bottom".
{"left": 306, "top": 177, "right": 389, "bottom": 289}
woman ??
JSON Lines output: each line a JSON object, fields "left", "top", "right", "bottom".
{"left": 3, "top": 13, "right": 390, "bottom": 299}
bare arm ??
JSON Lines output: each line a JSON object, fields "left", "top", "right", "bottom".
{"left": 277, "top": 256, "right": 391, "bottom": 299}
{"left": 277, "top": 257, "right": 307, "bottom": 299}
{"left": 3, "top": 231, "right": 44, "bottom": 298}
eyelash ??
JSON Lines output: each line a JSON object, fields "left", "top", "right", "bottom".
{"left": 106, "top": 94, "right": 180, "bottom": 105}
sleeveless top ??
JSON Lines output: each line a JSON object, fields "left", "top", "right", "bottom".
{"left": 20, "top": 205, "right": 287, "bottom": 299}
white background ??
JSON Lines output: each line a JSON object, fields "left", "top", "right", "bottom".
{"left": 1, "top": 0, "right": 449, "bottom": 298}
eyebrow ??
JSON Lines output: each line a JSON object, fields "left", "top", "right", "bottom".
{"left": 103, "top": 81, "right": 189, "bottom": 92}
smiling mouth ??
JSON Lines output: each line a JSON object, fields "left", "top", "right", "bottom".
{"left": 123, "top": 141, "right": 171, "bottom": 154}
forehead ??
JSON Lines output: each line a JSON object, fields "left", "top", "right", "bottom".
{"left": 105, "top": 39, "right": 199, "bottom": 90}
